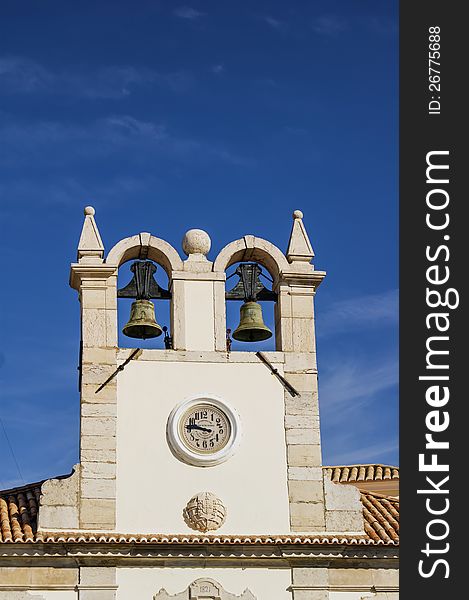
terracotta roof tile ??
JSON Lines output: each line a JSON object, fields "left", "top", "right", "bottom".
{"left": 0, "top": 482, "right": 41, "bottom": 542}
{"left": 33, "top": 532, "right": 396, "bottom": 546}
{"left": 324, "top": 464, "right": 399, "bottom": 484}
{"left": 361, "top": 491, "right": 399, "bottom": 543}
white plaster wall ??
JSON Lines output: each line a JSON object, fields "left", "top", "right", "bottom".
{"left": 116, "top": 567, "right": 291, "bottom": 600}
{"left": 116, "top": 360, "right": 290, "bottom": 533}
{"left": 184, "top": 281, "right": 215, "bottom": 350}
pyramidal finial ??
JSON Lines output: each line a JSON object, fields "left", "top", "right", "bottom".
{"left": 77, "top": 205, "right": 104, "bottom": 262}
{"left": 286, "top": 209, "right": 315, "bottom": 263}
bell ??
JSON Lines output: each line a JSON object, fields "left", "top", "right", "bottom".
{"left": 122, "top": 299, "right": 163, "bottom": 339}
{"left": 232, "top": 301, "right": 272, "bottom": 342}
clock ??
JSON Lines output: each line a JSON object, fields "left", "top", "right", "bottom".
{"left": 167, "top": 396, "right": 240, "bottom": 467}
{"left": 180, "top": 402, "right": 230, "bottom": 454}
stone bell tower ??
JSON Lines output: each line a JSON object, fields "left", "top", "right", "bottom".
{"left": 64, "top": 206, "right": 363, "bottom": 536}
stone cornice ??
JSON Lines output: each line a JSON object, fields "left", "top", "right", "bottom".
{"left": 0, "top": 541, "right": 399, "bottom": 562}
{"left": 116, "top": 348, "right": 286, "bottom": 364}
{"left": 69, "top": 263, "right": 118, "bottom": 290}
{"left": 277, "top": 270, "right": 327, "bottom": 290}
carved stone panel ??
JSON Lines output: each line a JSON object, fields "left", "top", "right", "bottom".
{"left": 154, "top": 578, "right": 256, "bottom": 600}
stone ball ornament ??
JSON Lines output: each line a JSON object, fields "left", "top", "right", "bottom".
{"left": 183, "top": 491, "right": 227, "bottom": 532}
{"left": 182, "top": 228, "right": 211, "bottom": 257}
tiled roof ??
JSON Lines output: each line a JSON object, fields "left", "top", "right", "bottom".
{"left": 1, "top": 482, "right": 399, "bottom": 546}
{"left": 0, "top": 481, "right": 41, "bottom": 543}
{"left": 361, "top": 491, "right": 399, "bottom": 543}
{"left": 324, "top": 464, "right": 399, "bottom": 484}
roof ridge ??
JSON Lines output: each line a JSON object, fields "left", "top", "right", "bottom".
{"left": 0, "top": 470, "right": 73, "bottom": 496}
{"left": 0, "top": 480, "right": 45, "bottom": 496}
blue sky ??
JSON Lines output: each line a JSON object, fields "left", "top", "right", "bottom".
{"left": 0, "top": 1, "right": 398, "bottom": 489}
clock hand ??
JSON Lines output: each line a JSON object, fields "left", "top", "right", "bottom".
{"left": 185, "top": 424, "right": 212, "bottom": 433}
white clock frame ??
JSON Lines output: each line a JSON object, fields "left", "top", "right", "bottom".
{"left": 166, "top": 395, "right": 241, "bottom": 467}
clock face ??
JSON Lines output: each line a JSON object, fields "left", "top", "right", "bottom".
{"left": 167, "top": 396, "right": 240, "bottom": 467}
{"left": 179, "top": 403, "right": 231, "bottom": 454}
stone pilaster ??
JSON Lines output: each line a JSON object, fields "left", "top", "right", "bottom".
{"left": 170, "top": 277, "right": 186, "bottom": 350}
{"left": 171, "top": 229, "right": 227, "bottom": 351}
{"left": 276, "top": 210, "right": 326, "bottom": 533}
{"left": 78, "top": 567, "right": 117, "bottom": 600}
{"left": 277, "top": 272, "right": 325, "bottom": 532}
{"left": 70, "top": 208, "right": 118, "bottom": 530}
{"left": 79, "top": 344, "right": 117, "bottom": 529}
{"left": 213, "top": 278, "right": 228, "bottom": 351}
{"left": 72, "top": 271, "right": 118, "bottom": 529}
{"left": 290, "top": 567, "right": 329, "bottom": 600}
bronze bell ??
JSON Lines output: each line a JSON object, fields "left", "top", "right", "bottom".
{"left": 232, "top": 300, "right": 272, "bottom": 342}
{"left": 122, "top": 299, "right": 163, "bottom": 339}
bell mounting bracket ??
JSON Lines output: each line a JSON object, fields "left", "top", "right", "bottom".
{"left": 225, "top": 263, "right": 277, "bottom": 302}
{"left": 117, "top": 260, "right": 171, "bottom": 300}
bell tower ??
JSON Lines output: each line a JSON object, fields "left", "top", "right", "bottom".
{"left": 68, "top": 206, "right": 363, "bottom": 536}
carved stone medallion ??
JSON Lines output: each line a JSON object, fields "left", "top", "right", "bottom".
{"left": 183, "top": 491, "right": 227, "bottom": 532}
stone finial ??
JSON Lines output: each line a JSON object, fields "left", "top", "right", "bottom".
{"left": 182, "top": 228, "right": 211, "bottom": 258}
{"left": 77, "top": 205, "right": 104, "bottom": 263}
{"left": 286, "top": 209, "right": 315, "bottom": 263}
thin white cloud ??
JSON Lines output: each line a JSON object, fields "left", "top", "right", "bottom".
{"left": 105, "top": 115, "right": 167, "bottom": 139}
{"left": 261, "top": 16, "right": 286, "bottom": 32}
{"left": 0, "top": 174, "right": 159, "bottom": 209}
{"left": 0, "top": 113, "right": 252, "bottom": 170}
{"left": 0, "top": 56, "right": 194, "bottom": 98}
{"left": 0, "top": 56, "right": 53, "bottom": 92}
{"left": 320, "top": 355, "right": 398, "bottom": 411}
{"left": 211, "top": 64, "right": 224, "bottom": 75}
{"left": 319, "top": 354, "right": 398, "bottom": 465}
{"left": 173, "top": 6, "right": 205, "bottom": 20}
{"left": 317, "top": 289, "right": 398, "bottom": 337}
{"left": 312, "top": 15, "right": 348, "bottom": 36}
{"left": 325, "top": 439, "right": 399, "bottom": 466}
{"left": 364, "top": 16, "right": 398, "bottom": 37}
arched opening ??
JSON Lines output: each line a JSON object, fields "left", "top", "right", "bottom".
{"left": 225, "top": 261, "right": 277, "bottom": 352}
{"left": 117, "top": 259, "right": 172, "bottom": 350}
{"left": 214, "top": 236, "right": 289, "bottom": 353}
{"left": 106, "top": 234, "right": 183, "bottom": 350}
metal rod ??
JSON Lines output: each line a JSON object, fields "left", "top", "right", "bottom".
{"left": 95, "top": 348, "right": 142, "bottom": 393}
{"left": 255, "top": 351, "right": 300, "bottom": 397}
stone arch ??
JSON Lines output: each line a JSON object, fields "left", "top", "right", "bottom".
{"left": 106, "top": 233, "right": 184, "bottom": 277}
{"left": 213, "top": 235, "right": 289, "bottom": 281}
